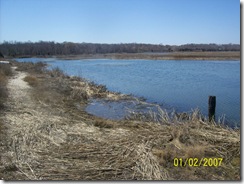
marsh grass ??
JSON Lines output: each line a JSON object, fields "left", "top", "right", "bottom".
{"left": 126, "top": 104, "right": 206, "bottom": 125}
{"left": 0, "top": 61, "right": 240, "bottom": 180}
{"left": 49, "top": 67, "right": 66, "bottom": 78}
{"left": 14, "top": 61, "right": 46, "bottom": 73}
{"left": 0, "top": 63, "right": 12, "bottom": 108}
{"left": 125, "top": 106, "right": 240, "bottom": 180}
{"left": 93, "top": 120, "right": 117, "bottom": 128}
{"left": 23, "top": 76, "right": 39, "bottom": 86}
{"left": 97, "top": 51, "right": 240, "bottom": 61}
{"left": 0, "top": 64, "right": 12, "bottom": 77}
{"left": 0, "top": 62, "right": 13, "bottom": 179}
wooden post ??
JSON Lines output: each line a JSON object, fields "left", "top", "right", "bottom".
{"left": 208, "top": 96, "right": 216, "bottom": 122}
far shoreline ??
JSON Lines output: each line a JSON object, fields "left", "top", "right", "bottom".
{"left": 7, "top": 51, "right": 240, "bottom": 61}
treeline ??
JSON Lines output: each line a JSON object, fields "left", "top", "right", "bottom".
{"left": 0, "top": 41, "right": 240, "bottom": 57}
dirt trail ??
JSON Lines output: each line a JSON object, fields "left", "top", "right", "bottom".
{"left": 1, "top": 67, "right": 48, "bottom": 179}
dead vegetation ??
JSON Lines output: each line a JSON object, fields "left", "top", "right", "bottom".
{"left": 169, "top": 51, "right": 240, "bottom": 60}
{"left": 0, "top": 61, "right": 13, "bottom": 180}
{"left": 92, "top": 51, "right": 240, "bottom": 61}
{"left": 0, "top": 61, "right": 240, "bottom": 180}
{"left": 0, "top": 62, "right": 12, "bottom": 106}
{"left": 23, "top": 76, "right": 39, "bottom": 86}
{"left": 0, "top": 62, "right": 13, "bottom": 123}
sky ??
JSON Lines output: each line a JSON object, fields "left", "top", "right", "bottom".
{"left": 0, "top": 0, "right": 240, "bottom": 45}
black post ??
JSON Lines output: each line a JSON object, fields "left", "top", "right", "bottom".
{"left": 208, "top": 96, "right": 216, "bottom": 122}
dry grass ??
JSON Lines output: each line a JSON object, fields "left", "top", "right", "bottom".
{"left": 0, "top": 63, "right": 12, "bottom": 108}
{"left": 170, "top": 51, "right": 240, "bottom": 60}
{"left": 48, "top": 67, "right": 66, "bottom": 78}
{"left": 92, "top": 51, "right": 240, "bottom": 61}
{"left": 125, "top": 108, "right": 240, "bottom": 180}
{"left": 54, "top": 51, "right": 240, "bottom": 61}
{"left": 0, "top": 63, "right": 12, "bottom": 77}
{"left": 0, "top": 61, "right": 240, "bottom": 181}
{"left": 0, "top": 62, "right": 13, "bottom": 179}
{"left": 93, "top": 120, "right": 117, "bottom": 128}
{"left": 23, "top": 76, "right": 39, "bottom": 86}
{"left": 14, "top": 61, "right": 46, "bottom": 73}
{"left": 140, "top": 119, "right": 238, "bottom": 180}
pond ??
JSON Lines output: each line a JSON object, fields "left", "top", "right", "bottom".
{"left": 15, "top": 58, "right": 240, "bottom": 127}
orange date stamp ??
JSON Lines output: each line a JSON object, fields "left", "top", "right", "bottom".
{"left": 173, "top": 157, "right": 223, "bottom": 167}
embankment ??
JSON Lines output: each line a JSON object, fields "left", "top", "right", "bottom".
{"left": 0, "top": 60, "right": 240, "bottom": 180}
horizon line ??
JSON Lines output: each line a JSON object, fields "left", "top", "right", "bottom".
{"left": 0, "top": 40, "right": 240, "bottom": 46}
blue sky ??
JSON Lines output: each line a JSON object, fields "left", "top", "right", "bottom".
{"left": 0, "top": 0, "right": 240, "bottom": 45}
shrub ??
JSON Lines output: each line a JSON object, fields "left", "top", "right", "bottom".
{"left": 49, "top": 67, "right": 65, "bottom": 77}
{"left": 23, "top": 76, "right": 38, "bottom": 86}
{"left": 0, "top": 63, "right": 12, "bottom": 77}
{"left": 15, "top": 61, "right": 46, "bottom": 73}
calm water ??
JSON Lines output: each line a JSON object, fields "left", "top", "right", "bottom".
{"left": 16, "top": 58, "right": 240, "bottom": 127}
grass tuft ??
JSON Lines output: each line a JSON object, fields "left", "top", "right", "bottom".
{"left": 93, "top": 120, "right": 117, "bottom": 128}
{"left": 0, "top": 63, "right": 12, "bottom": 108}
{"left": 23, "top": 76, "right": 39, "bottom": 86}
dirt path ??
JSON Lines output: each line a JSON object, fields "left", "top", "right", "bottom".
{"left": 1, "top": 67, "right": 46, "bottom": 179}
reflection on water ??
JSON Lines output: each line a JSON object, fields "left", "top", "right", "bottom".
{"left": 15, "top": 58, "right": 240, "bottom": 127}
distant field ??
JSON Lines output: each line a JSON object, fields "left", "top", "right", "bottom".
{"left": 54, "top": 51, "right": 240, "bottom": 61}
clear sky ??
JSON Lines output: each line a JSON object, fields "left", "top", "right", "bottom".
{"left": 0, "top": 0, "right": 240, "bottom": 45}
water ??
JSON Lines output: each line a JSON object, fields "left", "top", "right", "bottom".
{"left": 15, "top": 58, "right": 240, "bottom": 127}
{"left": 85, "top": 99, "right": 162, "bottom": 120}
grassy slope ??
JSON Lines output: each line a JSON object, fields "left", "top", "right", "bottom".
{"left": 0, "top": 61, "right": 240, "bottom": 180}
